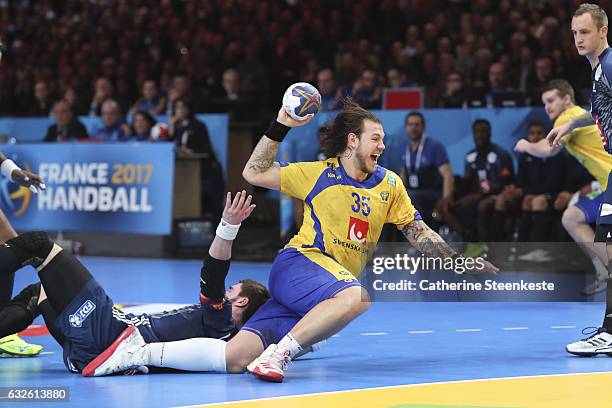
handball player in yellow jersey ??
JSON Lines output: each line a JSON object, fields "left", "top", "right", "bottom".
{"left": 514, "top": 79, "right": 611, "bottom": 294}
{"left": 236, "top": 99, "right": 497, "bottom": 382}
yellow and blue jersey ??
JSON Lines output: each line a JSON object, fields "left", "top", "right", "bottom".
{"left": 558, "top": 106, "right": 612, "bottom": 190}
{"left": 280, "top": 157, "right": 420, "bottom": 277}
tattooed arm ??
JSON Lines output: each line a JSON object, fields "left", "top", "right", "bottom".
{"left": 401, "top": 219, "right": 498, "bottom": 274}
{"left": 242, "top": 108, "right": 313, "bottom": 190}
{"left": 242, "top": 136, "right": 282, "bottom": 190}
{"left": 401, "top": 219, "right": 458, "bottom": 259}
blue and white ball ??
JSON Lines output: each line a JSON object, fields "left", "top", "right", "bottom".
{"left": 282, "top": 82, "right": 321, "bottom": 121}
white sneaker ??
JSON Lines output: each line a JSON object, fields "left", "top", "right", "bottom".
{"left": 82, "top": 326, "right": 150, "bottom": 377}
{"left": 247, "top": 344, "right": 290, "bottom": 382}
{"left": 566, "top": 328, "right": 612, "bottom": 356}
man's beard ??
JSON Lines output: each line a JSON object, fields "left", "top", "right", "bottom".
{"left": 355, "top": 150, "right": 373, "bottom": 175}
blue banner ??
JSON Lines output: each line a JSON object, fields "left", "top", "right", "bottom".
{"left": 0, "top": 143, "right": 174, "bottom": 234}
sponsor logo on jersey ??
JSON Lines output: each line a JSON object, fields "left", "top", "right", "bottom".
{"left": 380, "top": 191, "right": 389, "bottom": 202}
{"left": 347, "top": 216, "right": 369, "bottom": 244}
{"left": 387, "top": 174, "right": 396, "bottom": 187}
{"left": 601, "top": 203, "right": 612, "bottom": 217}
{"left": 69, "top": 300, "right": 96, "bottom": 328}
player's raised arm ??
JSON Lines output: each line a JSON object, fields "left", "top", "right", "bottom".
{"left": 514, "top": 136, "right": 565, "bottom": 158}
{"left": 401, "top": 219, "right": 499, "bottom": 275}
{"left": 0, "top": 151, "right": 46, "bottom": 193}
{"left": 200, "top": 191, "right": 255, "bottom": 305}
{"left": 242, "top": 108, "right": 313, "bottom": 190}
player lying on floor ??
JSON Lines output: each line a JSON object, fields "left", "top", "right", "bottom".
{"left": 0, "top": 191, "right": 270, "bottom": 374}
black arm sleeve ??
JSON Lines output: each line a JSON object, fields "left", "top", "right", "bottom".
{"left": 200, "top": 253, "right": 230, "bottom": 302}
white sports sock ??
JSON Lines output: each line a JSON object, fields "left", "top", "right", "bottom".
{"left": 147, "top": 338, "right": 227, "bottom": 372}
{"left": 276, "top": 332, "right": 303, "bottom": 360}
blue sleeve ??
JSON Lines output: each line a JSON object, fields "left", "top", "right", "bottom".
{"left": 432, "top": 141, "right": 449, "bottom": 167}
{"left": 601, "top": 53, "right": 612, "bottom": 80}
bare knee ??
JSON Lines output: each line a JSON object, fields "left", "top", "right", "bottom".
{"left": 530, "top": 195, "right": 548, "bottom": 212}
{"left": 335, "top": 285, "right": 370, "bottom": 318}
{"left": 562, "top": 206, "right": 584, "bottom": 230}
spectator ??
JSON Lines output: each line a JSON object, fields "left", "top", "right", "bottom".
{"left": 165, "top": 72, "right": 195, "bottom": 117}
{"left": 89, "top": 78, "right": 114, "bottom": 117}
{"left": 351, "top": 68, "right": 382, "bottom": 109}
{"left": 316, "top": 68, "right": 342, "bottom": 111}
{"left": 63, "top": 87, "right": 87, "bottom": 116}
{"left": 399, "top": 112, "right": 454, "bottom": 226}
{"left": 93, "top": 99, "right": 131, "bottom": 141}
{"left": 130, "top": 80, "right": 166, "bottom": 116}
{"left": 437, "top": 119, "right": 514, "bottom": 251}
{"left": 430, "top": 72, "right": 469, "bottom": 108}
{"left": 386, "top": 67, "right": 414, "bottom": 89}
{"left": 130, "top": 111, "right": 156, "bottom": 141}
{"left": 44, "top": 100, "right": 88, "bottom": 143}
{"left": 527, "top": 56, "right": 554, "bottom": 106}
{"left": 28, "top": 81, "right": 53, "bottom": 116}
{"left": 493, "top": 122, "right": 565, "bottom": 243}
{"left": 170, "top": 98, "right": 213, "bottom": 156}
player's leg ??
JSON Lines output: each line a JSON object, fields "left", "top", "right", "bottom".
{"left": 562, "top": 195, "right": 608, "bottom": 264}
{"left": 0, "top": 209, "right": 17, "bottom": 306}
{"left": 248, "top": 249, "right": 368, "bottom": 381}
{"left": 566, "top": 173, "right": 612, "bottom": 356}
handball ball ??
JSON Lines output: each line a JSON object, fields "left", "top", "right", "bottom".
{"left": 151, "top": 122, "right": 169, "bottom": 140}
{"left": 282, "top": 82, "right": 321, "bottom": 121}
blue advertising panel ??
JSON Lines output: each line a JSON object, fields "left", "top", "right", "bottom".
{"left": 0, "top": 143, "right": 174, "bottom": 234}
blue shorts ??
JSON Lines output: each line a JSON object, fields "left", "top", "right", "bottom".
{"left": 575, "top": 190, "right": 604, "bottom": 224}
{"left": 242, "top": 248, "right": 361, "bottom": 348}
{"left": 54, "top": 279, "right": 158, "bottom": 373}
{"left": 596, "top": 171, "right": 612, "bottom": 226}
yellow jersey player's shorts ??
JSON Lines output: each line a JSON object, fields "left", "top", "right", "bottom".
{"left": 241, "top": 247, "right": 362, "bottom": 348}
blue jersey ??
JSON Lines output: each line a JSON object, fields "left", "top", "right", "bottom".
{"left": 464, "top": 143, "right": 514, "bottom": 194}
{"left": 401, "top": 136, "right": 449, "bottom": 191}
{"left": 590, "top": 47, "right": 612, "bottom": 155}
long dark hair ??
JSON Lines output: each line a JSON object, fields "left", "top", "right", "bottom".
{"left": 321, "top": 97, "right": 381, "bottom": 158}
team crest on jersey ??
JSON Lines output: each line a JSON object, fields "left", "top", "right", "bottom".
{"left": 69, "top": 300, "right": 96, "bottom": 328}
{"left": 326, "top": 161, "right": 336, "bottom": 170}
{"left": 387, "top": 174, "right": 396, "bottom": 187}
{"left": 347, "top": 216, "right": 369, "bottom": 244}
{"left": 380, "top": 191, "right": 390, "bottom": 202}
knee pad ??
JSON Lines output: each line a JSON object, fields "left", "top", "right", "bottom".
{"left": 6, "top": 232, "right": 54, "bottom": 267}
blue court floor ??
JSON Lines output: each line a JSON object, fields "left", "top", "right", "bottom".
{"left": 1, "top": 257, "right": 612, "bottom": 407}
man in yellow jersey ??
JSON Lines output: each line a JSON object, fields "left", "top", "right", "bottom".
{"left": 544, "top": 4, "right": 612, "bottom": 356}
{"left": 0, "top": 37, "right": 46, "bottom": 357}
{"left": 230, "top": 98, "right": 498, "bottom": 382}
{"left": 514, "top": 79, "right": 610, "bottom": 294}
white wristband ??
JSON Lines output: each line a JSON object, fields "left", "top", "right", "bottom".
{"left": 0, "top": 159, "right": 20, "bottom": 182}
{"left": 216, "top": 218, "right": 241, "bottom": 241}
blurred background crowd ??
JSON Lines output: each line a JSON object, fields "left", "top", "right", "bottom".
{"left": 0, "top": 0, "right": 603, "bottom": 123}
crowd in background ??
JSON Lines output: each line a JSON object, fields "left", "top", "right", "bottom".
{"left": 0, "top": 0, "right": 607, "bottom": 121}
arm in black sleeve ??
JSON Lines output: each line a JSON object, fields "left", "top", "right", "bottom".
{"left": 199, "top": 253, "right": 230, "bottom": 304}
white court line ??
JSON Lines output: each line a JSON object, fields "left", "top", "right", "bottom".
{"left": 39, "top": 351, "right": 54, "bottom": 355}
{"left": 503, "top": 327, "right": 529, "bottom": 331}
{"left": 550, "top": 326, "right": 576, "bottom": 329}
{"left": 456, "top": 329, "right": 481, "bottom": 332}
{"left": 360, "top": 332, "right": 387, "bottom": 336}
{"left": 174, "top": 371, "right": 612, "bottom": 408}
{"left": 331, "top": 334, "right": 340, "bottom": 338}
{"left": 408, "top": 330, "right": 434, "bottom": 334}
